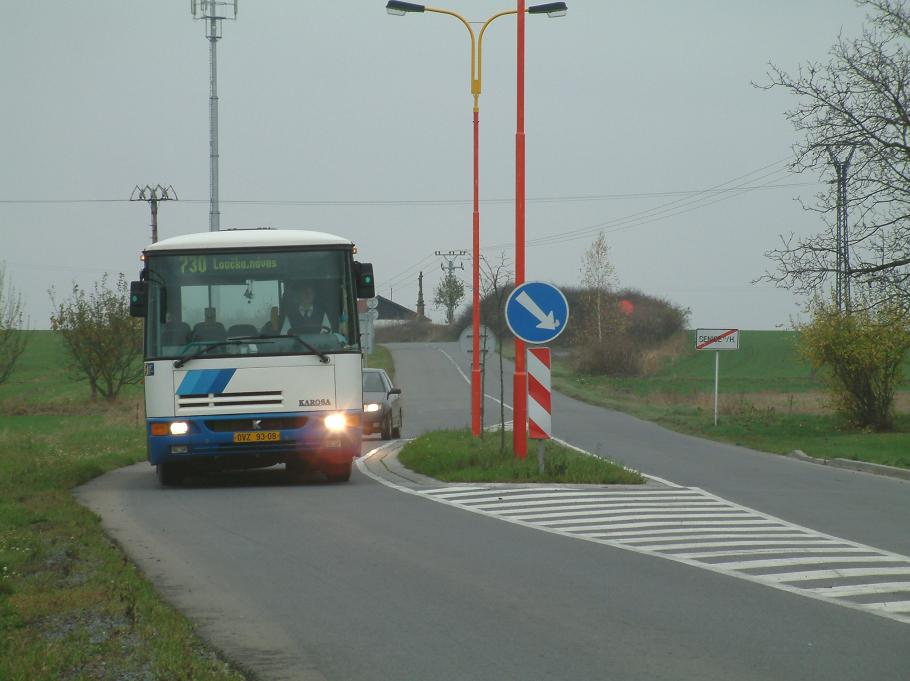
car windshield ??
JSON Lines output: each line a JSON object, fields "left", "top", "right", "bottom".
{"left": 144, "top": 248, "right": 360, "bottom": 359}
{"left": 362, "top": 373, "right": 386, "bottom": 393}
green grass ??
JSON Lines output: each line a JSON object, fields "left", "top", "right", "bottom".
{"left": 0, "top": 331, "right": 143, "bottom": 413}
{"left": 0, "top": 332, "right": 245, "bottom": 681}
{"left": 366, "top": 343, "right": 395, "bottom": 381}
{"left": 545, "top": 330, "right": 910, "bottom": 469}
{"left": 398, "top": 428, "right": 644, "bottom": 484}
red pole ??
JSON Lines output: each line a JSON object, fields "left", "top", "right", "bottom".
{"left": 471, "top": 106, "right": 482, "bottom": 436}
{"left": 513, "top": 0, "right": 528, "bottom": 459}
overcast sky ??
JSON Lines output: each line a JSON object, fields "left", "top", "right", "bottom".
{"left": 1, "top": 1, "right": 869, "bottom": 329}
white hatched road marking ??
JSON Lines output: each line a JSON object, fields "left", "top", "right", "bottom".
{"left": 358, "top": 354, "right": 910, "bottom": 626}
{"left": 408, "top": 483, "right": 910, "bottom": 626}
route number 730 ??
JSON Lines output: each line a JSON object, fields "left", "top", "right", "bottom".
{"left": 180, "top": 255, "right": 207, "bottom": 273}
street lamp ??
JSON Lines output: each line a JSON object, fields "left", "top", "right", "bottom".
{"left": 386, "top": 1, "right": 566, "bottom": 441}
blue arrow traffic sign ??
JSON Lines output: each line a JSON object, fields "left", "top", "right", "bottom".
{"left": 505, "top": 281, "right": 570, "bottom": 344}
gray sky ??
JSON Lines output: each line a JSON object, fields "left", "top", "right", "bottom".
{"left": 1, "top": 1, "right": 868, "bottom": 329}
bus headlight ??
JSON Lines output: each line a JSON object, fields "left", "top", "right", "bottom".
{"left": 169, "top": 421, "right": 189, "bottom": 436}
{"left": 363, "top": 403, "right": 381, "bottom": 413}
{"left": 150, "top": 421, "right": 190, "bottom": 436}
{"left": 324, "top": 413, "right": 347, "bottom": 432}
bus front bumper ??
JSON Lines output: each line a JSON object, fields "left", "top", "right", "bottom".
{"left": 146, "top": 411, "right": 362, "bottom": 468}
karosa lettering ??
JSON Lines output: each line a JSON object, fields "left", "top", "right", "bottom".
{"left": 299, "top": 398, "right": 332, "bottom": 407}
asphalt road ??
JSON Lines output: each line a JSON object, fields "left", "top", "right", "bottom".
{"left": 429, "top": 341, "right": 910, "bottom": 558}
{"left": 76, "top": 342, "right": 910, "bottom": 681}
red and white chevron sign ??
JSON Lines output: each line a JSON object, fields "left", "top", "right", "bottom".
{"left": 527, "top": 347, "right": 552, "bottom": 440}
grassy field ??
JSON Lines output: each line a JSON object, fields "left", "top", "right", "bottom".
{"left": 0, "top": 331, "right": 245, "bottom": 681}
{"left": 543, "top": 330, "right": 910, "bottom": 469}
{"left": 398, "top": 429, "right": 644, "bottom": 484}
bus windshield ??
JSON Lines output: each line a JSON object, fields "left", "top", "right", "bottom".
{"left": 144, "top": 248, "right": 360, "bottom": 360}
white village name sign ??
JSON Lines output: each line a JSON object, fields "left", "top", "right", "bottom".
{"left": 695, "top": 328, "right": 740, "bottom": 425}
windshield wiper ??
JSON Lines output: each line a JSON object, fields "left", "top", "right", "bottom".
{"left": 254, "top": 333, "right": 331, "bottom": 364}
{"left": 172, "top": 336, "right": 273, "bottom": 368}
{"left": 173, "top": 334, "right": 330, "bottom": 368}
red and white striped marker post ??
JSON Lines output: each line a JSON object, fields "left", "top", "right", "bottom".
{"left": 527, "top": 347, "right": 551, "bottom": 473}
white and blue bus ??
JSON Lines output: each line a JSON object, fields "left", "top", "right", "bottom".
{"left": 130, "top": 228, "right": 375, "bottom": 485}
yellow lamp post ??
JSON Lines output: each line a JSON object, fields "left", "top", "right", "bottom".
{"left": 386, "top": 1, "right": 567, "bottom": 439}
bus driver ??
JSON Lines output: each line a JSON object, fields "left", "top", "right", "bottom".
{"left": 279, "top": 283, "right": 332, "bottom": 334}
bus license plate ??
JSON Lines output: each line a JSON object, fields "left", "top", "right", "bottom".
{"left": 233, "top": 431, "right": 281, "bottom": 443}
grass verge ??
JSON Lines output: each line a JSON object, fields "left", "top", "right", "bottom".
{"left": 366, "top": 343, "right": 395, "bottom": 381}
{"left": 549, "top": 358, "right": 910, "bottom": 470}
{"left": 398, "top": 428, "right": 644, "bottom": 484}
{"left": 0, "top": 333, "right": 245, "bottom": 681}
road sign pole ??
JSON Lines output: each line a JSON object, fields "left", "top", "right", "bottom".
{"left": 505, "top": 284, "right": 568, "bottom": 459}
{"left": 714, "top": 350, "right": 719, "bottom": 426}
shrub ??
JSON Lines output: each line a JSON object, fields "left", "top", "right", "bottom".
{"left": 0, "top": 265, "right": 27, "bottom": 385}
{"left": 799, "top": 300, "right": 910, "bottom": 431}
{"left": 617, "top": 289, "right": 689, "bottom": 346}
{"left": 49, "top": 274, "right": 143, "bottom": 400}
{"left": 572, "top": 333, "right": 642, "bottom": 377}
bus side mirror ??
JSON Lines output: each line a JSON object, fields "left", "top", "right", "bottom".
{"left": 354, "top": 262, "right": 375, "bottom": 299}
{"left": 130, "top": 281, "right": 147, "bottom": 318}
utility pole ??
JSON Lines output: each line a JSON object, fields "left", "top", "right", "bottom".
{"left": 435, "top": 250, "right": 467, "bottom": 324}
{"left": 191, "top": 0, "right": 237, "bottom": 232}
{"left": 828, "top": 145, "right": 856, "bottom": 313}
{"left": 130, "top": 185, "right": 177, "bottom": 244}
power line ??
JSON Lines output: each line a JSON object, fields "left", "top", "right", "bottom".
{"left": 482, "top": 162, "right": 796, "bottom": 251}
{"left": 0, "top": 182, "right": 812, "bottom": 207}
{"left": 0, "top": 158, "right": 808, "bottom": 208}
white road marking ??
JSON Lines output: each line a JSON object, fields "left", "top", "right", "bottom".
{"left": 366, "top": 348, "right": 910, "bottom": 626}
{"left": 672, "top": 547, "right": 877, "bottom": 559}
{"left": 413, "top": 482, "right": 910, "bottom": 626}
{"left": 757, "top": 567, "right": 910, "bottom": 583}
{"left": 629, "top": 537, "right": 840, "bottom": 549}
{"left": 809, "top": 582, "right": 910, "bottom": 597}
{"left": 709, "top": 555, "right": 908, "bottom": 570}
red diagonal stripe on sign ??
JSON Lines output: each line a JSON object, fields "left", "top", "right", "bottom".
{"left": 529, "top": 347, "right": 551, "bottom": 369}
{"left": 696, "top": 329, "right": 736, "bottom": 350}
{"left": 528, "top": 373, "right": 551, "bottom": 412}
{"left": 528, "top": 418, "right": 549, "bottom": 440}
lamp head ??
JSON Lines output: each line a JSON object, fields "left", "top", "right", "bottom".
{"left": 528, "top": 2, "right": 568, "bottom": 17}
{"left": 386, "top": 1, "right": 426, "bottom": 15}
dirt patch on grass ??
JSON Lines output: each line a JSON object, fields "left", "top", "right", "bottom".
{"left": 635, "top": 389, "right": 910, "bottom": 417}
{"left": 638, "top": 390, "right": 829, "bottom": 414}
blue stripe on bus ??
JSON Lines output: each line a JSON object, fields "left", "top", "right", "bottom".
{"left": 176, "top": 368, "right": 237, "bottom": 395}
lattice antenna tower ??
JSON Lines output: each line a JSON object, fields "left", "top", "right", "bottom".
{"left": 191, "top": 0, "right": 238, "bottom": 232}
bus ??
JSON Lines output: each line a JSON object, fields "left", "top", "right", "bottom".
{"left": 129, "top": 228, "right": 375, "bottom": 486}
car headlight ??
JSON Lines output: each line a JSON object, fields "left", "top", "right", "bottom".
{"left": 324, "top": 413, "right": 347, "bottom": 432}
{"left": 363, "top": 403, "right": 381, "bottom": 413}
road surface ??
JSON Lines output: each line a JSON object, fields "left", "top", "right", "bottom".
{"left": 76, "top": 342, "right": 910, "bottom": 680}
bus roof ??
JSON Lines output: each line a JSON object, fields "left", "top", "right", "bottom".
{"left": 146, "top": 229, "right": 354, "bottom": 253}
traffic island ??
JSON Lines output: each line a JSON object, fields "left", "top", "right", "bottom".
{"left": 395, "top": 429, "right": 644, "bottom": 485}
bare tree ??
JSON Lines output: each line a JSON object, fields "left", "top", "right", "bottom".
{"left": 480, "top": 254, "right": 514, "bottom": 453}
{"left": 579, "top": 232, "right": 617, "bottom": 342}
{"left": 759, "top": 0, "right": 910, "bottom": 308}
{"left": 433, "top": 272, "right": 465, "bottom": 325}
{"left": 0, "top": 264, "right": 28, "bottom": 385}
{"left": 49, "top": 274, "right": 143, "bottom": 400}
